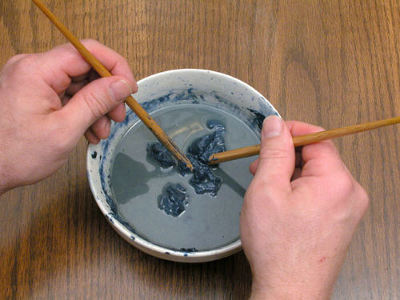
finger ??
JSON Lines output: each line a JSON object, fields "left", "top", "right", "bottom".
{"left": 90, "top": 116, "right": 111, "bottom": 140}
{"left": 35, "top": 39, "right": 137, "bottom": 94}
{"left": 66, "top": 70, "right": 102, "bottom": 97}
{"left": 85, "top": 128, "right": 100, "bottom": 144}
{"left": 107, "top": 103, "right": 126, "bottom": 123}
{"left": 286, "top": 120, "right": 347, "bottom": 177}
{"left": 285, "top": 120, "right": 324, "bottom": 136}
{"left": 59, "top": 76, "right": 134, "bottom": 139}
{"left": 252, "top": 116, "right": 295, "bottom": 196}
{"left": 251, "top": 149, "right": 303, "bottom": 175}
{"left": 66, "top": 80, "right": 88, "bottom": 97}
{"left": 249, "top": 159, "right": 259, "bottom": 175}
{"left": 251, "top": 143, "right": 303, "bottom": 178}
{"left": 4, "top": 54, "right": 29, "bottom": 67}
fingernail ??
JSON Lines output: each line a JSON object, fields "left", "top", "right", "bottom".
{"left": 109, "top": 79, "right": 132, "bottom": 102}
{"left": 262, "top": 116, "right": 283, "bottom": 138}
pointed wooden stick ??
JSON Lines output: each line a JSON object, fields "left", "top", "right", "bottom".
{"left": 32, "top": 0, "right": 193, "bottom": 171}
{"left": 209, "top": 116, "right": 400, "bottom": 164}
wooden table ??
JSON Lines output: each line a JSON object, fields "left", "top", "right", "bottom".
{"left": 1, "top": 1, "right": 399, "bottom": 299}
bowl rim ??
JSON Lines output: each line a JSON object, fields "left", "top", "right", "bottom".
{"left": 87, "top": 68, "right": 277, "bottom": 262}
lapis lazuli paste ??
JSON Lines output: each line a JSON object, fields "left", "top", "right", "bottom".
{"left": 178, "top": 120, "right": 225, "bottom": 195}
{"left": 147, "top": 119, "right": 226, "bottom": 217}
{"left": 187, "top": 120, "right": 226, "bottom": 164}
{"left": 147, "top": 142, "right": 176, "bottom": 168}
{"left": 158, "top": 183, "right": 188, "bottom": 217}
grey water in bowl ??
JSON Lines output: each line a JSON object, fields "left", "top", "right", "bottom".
{"left": 110, "top": 104, "right": 259, "bottom": 251}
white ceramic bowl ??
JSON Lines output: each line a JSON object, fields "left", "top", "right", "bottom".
{"left": 87, "top": 69, "right": 279, "bottom": 262}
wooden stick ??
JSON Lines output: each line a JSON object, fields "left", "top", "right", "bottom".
{"left": 32, "top": 0, "right": 193, "bottom": 171}
{"left": 209, "top": 116, "right": 400, "bottom": 164}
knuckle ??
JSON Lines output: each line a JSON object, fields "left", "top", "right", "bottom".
{"left": 81, "top": 89, "right": 111, "bottom": 121}
{"left": 6, "top": 54, "right": 35, "bottom": 73}
{"left": 19, "top": 53, "right": 36, "bottom": 64}
{"left": 344, "top": 177, "right": 355, "bottom": 194}
{"left": 6, "top": 54, "right": 29, "bottom": 66}
{"left": 336, "top": 175, "right": 369, "bottom": 218}
{"left": 81, "top": 38, "right": 99, "bottom": 46}
{"left": 15, "top": 54, "right": 38, "bottom": 71}
{"left": 356, "top": 184, "right": 370, "bottom": 212}
{"left": 1, "top": 55, "right": 37, "bottom": 83}
{"left": 334, "top": 172, "right": 355, "bottom": 195}
{"left": 259, "top": 147, "right": 289, "bottom": 160}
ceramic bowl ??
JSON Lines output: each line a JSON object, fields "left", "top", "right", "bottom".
{"left": 87, "top": 69, "right": 279, "bottom": 262}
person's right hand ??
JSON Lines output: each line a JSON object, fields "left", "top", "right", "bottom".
{"left": 0, "top": 40, "right": 137, "bottom": 194}
{"left": 240, "top": 116, "right": 369, "bottom": 299}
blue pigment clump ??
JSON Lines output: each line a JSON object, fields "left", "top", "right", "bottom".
{"left": 178, "top": 120, "right": 225, "bottom": 196}
{"left": 178, "top": 153, "right": 222, "bottom": 196}
{"left": 147, "top": 120, "right": 225, "bottom": 198}
{"left": 158, "top": 183, "right": 188, "bottom": 217}
{"left": 187, "top": 120, "right": 226, "bottom": 163}
{"left": 146, "top": 142, "right": 175, "bottom": 168}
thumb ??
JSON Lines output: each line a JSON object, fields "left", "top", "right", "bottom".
{"left": 61, "top": 76, "right": 133, "bottom": 134}
{"left": 253, "top": 116, "right": 295, "bottom": 194}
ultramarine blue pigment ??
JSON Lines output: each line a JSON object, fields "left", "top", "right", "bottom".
{"left": 158, "top": 183, "right": 188, "bottom": 217}
{"left": 178, "top": 120, "right": 225, "bottom": 195}
{"left": 147, "top": 120, "right": 226, "bottom": 199}
{"left": 147, "top": 142, "right": 176, "bottom": 168}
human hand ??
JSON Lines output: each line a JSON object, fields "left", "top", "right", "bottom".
{"left": 240, "top": 116, "right": 369, "bottom": 299}
{"left": 0, "top": 40, "right": 137, "bottom": 194}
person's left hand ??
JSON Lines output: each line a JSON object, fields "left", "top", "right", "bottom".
{"left": 0, "top": 40, "right": 137, "bottom": 194}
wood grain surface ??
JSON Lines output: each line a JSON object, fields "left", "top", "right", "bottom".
{"left": 1, "top": 1, "right": 399, "bottom": 299}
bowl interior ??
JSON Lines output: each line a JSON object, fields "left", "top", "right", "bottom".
{"left": 87, "top": 69, "right": 278, "bottom": 262}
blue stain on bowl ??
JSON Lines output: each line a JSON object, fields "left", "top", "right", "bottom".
{"left": 107, "top": 214, "right": 114, "bottom": 224}
{"left": 180, "top": 248, "right": 197, "bottom": 253}
{"left": 248, "top": 108, "right": 268, "bottom": 129}
{"left": 96, "top": 87, "right": 277, "bottom": 242}
{"left": 107, "top": 211, "right": 137, "bottom": 234}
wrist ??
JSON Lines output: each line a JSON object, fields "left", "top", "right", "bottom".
{"left": 250, "top": 275, "right": 333, "bottom": 300}
{"left": 250, "top": 287, "right": 331, "bottom": 300}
